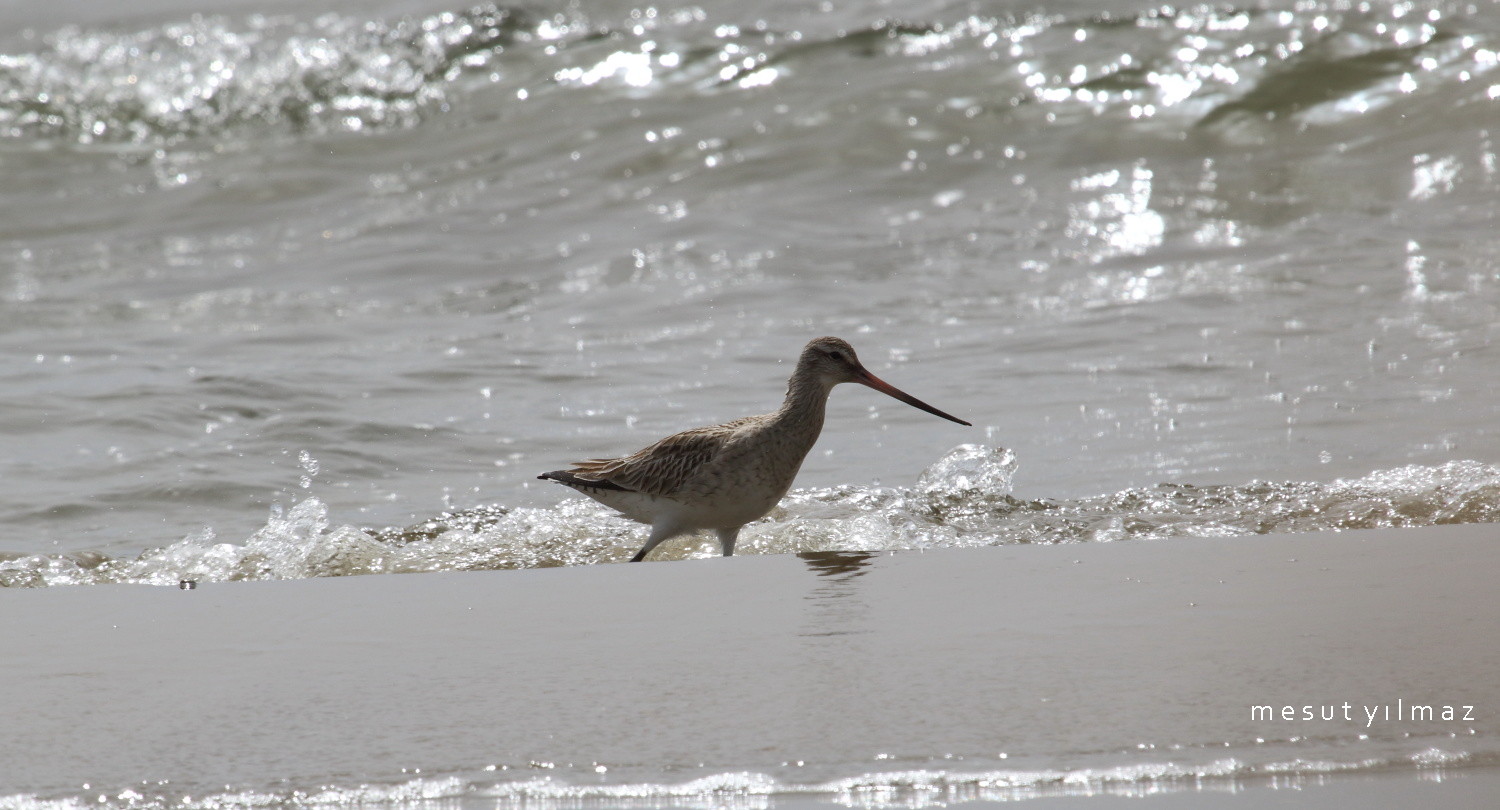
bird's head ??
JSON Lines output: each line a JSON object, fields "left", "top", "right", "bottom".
{"left": 795, "top": 336, "right": 971, "bottom": 426}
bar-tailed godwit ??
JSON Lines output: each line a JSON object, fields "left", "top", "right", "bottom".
{"left": 539, "top": 337, "right": 970, "bottom": 562}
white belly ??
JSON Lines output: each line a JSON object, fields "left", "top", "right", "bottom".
{"left": 582, "top": 483, "right": 787, "bottom": 530}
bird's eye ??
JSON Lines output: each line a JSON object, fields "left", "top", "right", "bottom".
{"left": 827, "top": 350, "right": 846, "bottom": 362}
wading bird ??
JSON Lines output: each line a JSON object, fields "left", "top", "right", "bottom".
{"left": 539, "top": 337, "right": 970, "bottom": 561}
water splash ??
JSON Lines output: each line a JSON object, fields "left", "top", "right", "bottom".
{"left": 3, "top": 448, "right": 1498, "bottom": 588}
{"left": 297, "top": 450, "right": 320, "bottom": 490}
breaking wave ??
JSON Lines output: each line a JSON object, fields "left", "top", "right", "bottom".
{"left": 0, "top": 747, "right": 1489, "bottom": 810}
{"left": 0, "top": 5, "right": 530, "bottom": 143}
{"left": 3, "top": 446, "right": 1498, "bottom": 588}
{"left": 2, "top": 1, "right": 1495, "bottom": 145}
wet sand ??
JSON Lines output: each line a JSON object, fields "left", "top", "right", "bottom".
{"left": 3, "top": 523, "right": 1497, "bottom": 805}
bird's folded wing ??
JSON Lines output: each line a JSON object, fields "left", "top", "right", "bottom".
{"left": 566, "top": 423, "right": 737, "bottom": 498}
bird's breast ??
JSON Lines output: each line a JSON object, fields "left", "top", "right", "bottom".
{"left": 679, "top": 419, "right": 820, "bottom": 518}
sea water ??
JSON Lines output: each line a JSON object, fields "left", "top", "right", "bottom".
{"left": 2, "top": 0, "right": 1497, "bottom": 578}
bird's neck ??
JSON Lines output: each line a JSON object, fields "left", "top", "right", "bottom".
{"left": 776, "top": 371, "right": 832, "bottom": 435}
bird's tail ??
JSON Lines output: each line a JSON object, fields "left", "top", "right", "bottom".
{"left": 537, "top": 470, "right": 633, "bottom": 492}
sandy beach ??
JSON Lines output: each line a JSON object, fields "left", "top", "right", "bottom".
{"left": 3, "top": 522, "right": 1495, "bottom": 807}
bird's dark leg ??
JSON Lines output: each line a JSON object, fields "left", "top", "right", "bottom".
{"left": 716, "top": 527, "right": 740, "bottom": 557}
{"left": 629, "top": 522, "right": 681, "bottom": 563}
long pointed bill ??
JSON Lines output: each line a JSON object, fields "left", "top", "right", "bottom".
{"left": 854, "top": 368, "right": 972, "bottom": 426}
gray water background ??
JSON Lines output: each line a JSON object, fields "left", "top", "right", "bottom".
{"left": 2, "top": 0, "right": 1498, "bottom": 574}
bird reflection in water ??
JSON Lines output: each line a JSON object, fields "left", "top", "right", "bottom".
{"left": 798, "top": 550, "right": 878, "bottom": 579}
{"left": 797, "top": 551, "right": 879, "bottom": 638}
